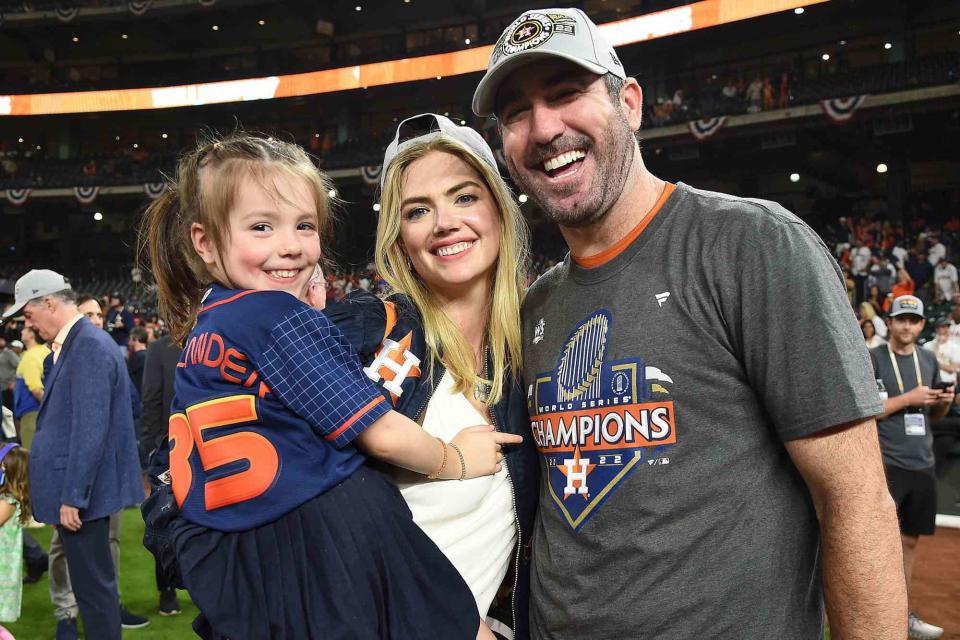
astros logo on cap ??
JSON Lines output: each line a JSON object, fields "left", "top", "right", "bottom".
{"left": 496, "top": 12, "right": 577, "bottom": 60}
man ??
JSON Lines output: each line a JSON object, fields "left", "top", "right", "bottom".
{"left": 923, "top": 318, "right": 960, "bottom": 510}
{"left": 4, "top": 270, "right": 144, "bottom": 640}
{"left": 105, "top": 292, "right": 132, "bottom": 358}
{"left": 140, "top": 331, "right": 184, "bottom": 616}
{"left": 851, "top": 237, "right": 873, "bottom": 304}
{"left": 0, "top": 336, "right": 19, "bottom": 412}
{"left": 933, "top": 257, "right": 958, "bottom": 303}
{"left": 47, "top": 292, "right": 150, "bottom": 637}
{"left": 127, "top": 326, "right": 149, "bottom": 396}
{"left": 8, "top": 339, "right": 23, "bottom": 356}
{"left": 473, "top": 9, "right": 906, "bottom": 638}
{"left": 871, "top": 296, "right": 951, "bottom": 640}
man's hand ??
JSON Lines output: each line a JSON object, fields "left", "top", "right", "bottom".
{"left": 59, "top": 505, "right": 82, "bottom": 532}
{"left": 936, "top": 385, "right": 955, "bottom": 407}
{"left": 902, "top": 385, "right": 941, "bottom": 407}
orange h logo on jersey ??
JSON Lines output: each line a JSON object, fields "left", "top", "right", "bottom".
{"left": 362, "top": 302, "right": 421, "bottom": 403}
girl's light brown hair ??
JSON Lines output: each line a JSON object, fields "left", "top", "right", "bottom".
{"left": 1, "top": 447, "right": 32, "bottom": 526}
{"left": 139, "top": 132, "right": 335, "bottom": 343}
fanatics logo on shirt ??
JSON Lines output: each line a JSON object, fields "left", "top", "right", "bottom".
{"left": 528, "top": 309, "right": 679, "bottom": 532}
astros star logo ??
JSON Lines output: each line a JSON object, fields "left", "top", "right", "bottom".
{"left": 558, "top": 444, "right": 595, "bottom": 500}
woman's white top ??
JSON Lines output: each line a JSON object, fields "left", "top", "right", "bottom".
{"left": 865, "top": 335, "right": 886, "bottom": 349}
{"left": 392, "top": 370, "right": 516, "bottom": 617}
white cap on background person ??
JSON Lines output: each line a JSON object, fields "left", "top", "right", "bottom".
{"left": 2, "top": 269, "right": 72, "bottom": 319}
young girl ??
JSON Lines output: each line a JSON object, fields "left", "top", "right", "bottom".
{"left": 141, "top": 133, "right": 519, "bottom": 640}
{"left": 0, "top": 444, "right": 31, "bottom": 628}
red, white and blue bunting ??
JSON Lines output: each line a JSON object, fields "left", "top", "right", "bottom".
{"left": 55, "top": 4, "right": 79, "bottom": 22}
{"left": 4, "top": 189, "right": 30, "bottom": 206}
{"left": 820, "top": 95, "right": 868, "bottom": 123}
{"left": 688, "top": 117, "right": 727, "bottom": 141}
{"left": 361, "top": 165, "right": 382, "bottom": 186}
{"left": 128, "top": 0, "right": 151, "bottom": 16}
{"left": 143, "top": 182, "right": 166, "bottom": 199}
{"left": 74, "top": 185, "right": 99, "bottom": 204}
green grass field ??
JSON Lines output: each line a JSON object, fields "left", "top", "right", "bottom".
{"left": 4, "top": 509, "right": 836, "bottom": 639}
{"left": 7, "top": 508, "right": 199, "bottom": 640}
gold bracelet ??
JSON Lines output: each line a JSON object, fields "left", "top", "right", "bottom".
{"left": 449, "top": 442, "right": 466, "bottom": 481}
{"left": 426, "top": 437, "right": 447, "bottom": 480}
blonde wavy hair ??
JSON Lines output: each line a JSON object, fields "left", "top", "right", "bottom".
{"left": 376, "top": 135, "right": 529, "bottom": 406}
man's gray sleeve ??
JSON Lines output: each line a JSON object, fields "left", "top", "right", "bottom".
{"left": 723, "top": 207, "right": 883, "bottom": 441}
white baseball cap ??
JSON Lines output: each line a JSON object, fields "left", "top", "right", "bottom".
{"left": 3, "top": 269, "right": 72, "bottom": 319}
{"left": 472, "top": 8, "right": 626, "bottom": 117}
{"left": 380, "top": 113, "right": 498, "bottom": 188}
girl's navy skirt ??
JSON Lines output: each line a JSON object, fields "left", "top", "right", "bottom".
{"left": 171, "top": 465, "right": 479, "bottom": 640}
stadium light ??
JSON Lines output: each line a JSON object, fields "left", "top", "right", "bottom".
{"left": 122, "top": 34, "right": 128, "bottom": 40}
{"left": 839, "top": 39, "right": 846, "bottom": 45}
{"left": 133, "top": 143, "right": 139, "bottom": 148}
{"left": 877, "top": 163, "right": 888, "bottom": 174}
{"left": 314, "top": 133, "right": 320, "bottom": 138}
{"left": 328, "top": 189, "right": 337, "bottom": 198}
{"left": 465, "top": 38, "right": 471, "bottom": 45}
{"left": 35, "top": 145, "right": 40, "bottom": 150}
{"left": 355, "top": 5, "right": 362, "bottom": 11}
{"left": 373, "top": 203, "right": 381, "bottom": 212}
{"left": 793, "top": 7, "right": 804, "bottom": 14}
{"left": 161, "top": 133, "right": 168, "bottom": 139}
{"left": 93, "top": 212, "right": 103, "bottom": 221}
{"left": 258, "top": 20, "right": 265, "bottom": 26}
{"left": 436, "top": 76, "right": 442, "bottom": 80}
{"left": 460, "top": 120, "right": 466, "bottom": 125}
{"left": 821, "top": 53, "right": 830, "bottom": 61}
{"left": 17, "top": 137, "right": 23, "bottom": 143}
{"left": 212, "top": 25, "right": 219, "bottom": 31}
{"left": 72, "top": 36, "right": 79, "bottom": 43}
{"left": 790, "top": 173, "right": 800, "bottom": 182}
{"left": 115, "top": 135, "right": 120, "bottom": 141}
{"left": 519, "top": 194, "right": 528, "bottom": 203}
{"left": 884, "top": 42, "right": 892, "bottom": 49}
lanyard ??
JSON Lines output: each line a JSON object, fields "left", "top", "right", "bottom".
{"left": 887, "top": 345, "right": 923, "bottom": 394}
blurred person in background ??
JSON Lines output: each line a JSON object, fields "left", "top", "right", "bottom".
{"left": 933, "top": 257, "right": 958, "bottom": 303}
{"left": 861, "top": 301, "right": 888, "bottom": 339}
{"left": 863, "top": 319, "right": 886, "bottom": 349}
{"left": 12, "top": 326, "right": 48, "bottom": 449}
{"left": 871, "top": 295, "right": 952, "bottom": 640}
{"left": 139, "top": 329, "right": 183, "bottom": 616}
{"left": 5, "top": 270, "right": 145, "bottom": 640}
{"left": 924, "top": 319, "right": 960, "bottom": 514}
{"left": 105, "top": 293, "right": 132, "bottom": 359}
{"left": 883, "top": 267, "right": 915, "bottom": 313}
{"left": 0, "top": 339, "right": 18, "bottom": 414}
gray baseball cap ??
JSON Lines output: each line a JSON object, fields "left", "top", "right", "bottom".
{"left": 380, "top": 113, "right": 497, "bottom": 188}
{"left": 472, "top": 8, "right": 626, "bottom": 117}
{"left": 889, "top": 295, "right": 924, "bottom": 318}
{"left": 2, "top": 269, "right": 72, "bottom": 319}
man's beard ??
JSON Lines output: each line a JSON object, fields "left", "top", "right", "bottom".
{"left": 507, "top": 111, "right": 635, "bottom": 229}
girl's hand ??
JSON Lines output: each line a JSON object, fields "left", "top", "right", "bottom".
{"left": 449, "top": 425, "right": 523, "bottom": 479}
{"left": 306, "top": 264, "right": 326, "bottom": 310}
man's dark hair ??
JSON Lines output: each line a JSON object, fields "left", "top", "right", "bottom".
{"left": 76, "top": 294, "right": 102, "bottom": 310}
{"left": 130, "top": 326, "right": 148, "bottom": 345}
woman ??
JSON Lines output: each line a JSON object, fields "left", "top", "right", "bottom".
{"left": 860, "top": 301, "right": 888, "bottom": 339}
{"left": 861, "top": 318, "right": 885, "bottom": 349}
{"left": 325, "top": 114, "right": 538, "bottom": 639}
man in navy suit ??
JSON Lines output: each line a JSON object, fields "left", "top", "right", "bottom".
{"left": 4, "top": 270, "right": 143, "bottom": 640}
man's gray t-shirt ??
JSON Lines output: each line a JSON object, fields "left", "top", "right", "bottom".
{"left": 521, "top": 182, "right": 882, "bottom": 639}
{"left": 869, "top": 345, "right": 939, "bottom": 470}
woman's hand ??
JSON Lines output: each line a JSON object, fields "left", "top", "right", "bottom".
{"left": 448, "top": 425, "right": 523, "bottom": 479}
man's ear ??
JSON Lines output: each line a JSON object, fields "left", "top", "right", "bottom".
{"left": 191, "top": 222, "right": 219, "bottom": 268}
{"left": 621, "top": 78, "right": 643, "bottom": 132}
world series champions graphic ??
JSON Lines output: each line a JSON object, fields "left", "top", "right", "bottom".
{"left": 528, "top": 310, "right": 678, "bottom": 532}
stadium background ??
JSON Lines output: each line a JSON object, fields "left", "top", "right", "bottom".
{"left": 0, "top": 0, "right": 958, "bottom": 637}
